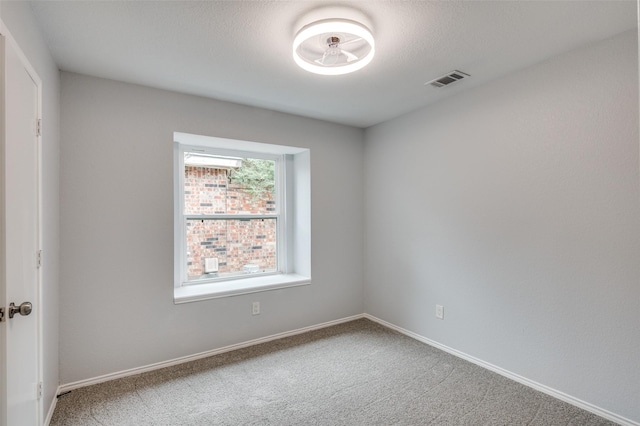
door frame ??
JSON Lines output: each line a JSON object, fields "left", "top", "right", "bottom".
{"left": 0, "top": 20, "right": 44, "bottom": 426}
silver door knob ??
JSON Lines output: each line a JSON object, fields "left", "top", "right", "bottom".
{"left": 8, "top": 302, "right": 32, "bottom": 319}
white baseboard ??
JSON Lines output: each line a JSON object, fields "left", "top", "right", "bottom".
{"left": 58, "top": 314, "right": 364, "bottom": 394}
{"left": 44, "top": 386, "right": 60, "bottom": 426}
{"left": 55, "top": 313, "right": 637, "bottom": 426}
{"left": 363, "top": 313, "right": 639, "bottom": 426}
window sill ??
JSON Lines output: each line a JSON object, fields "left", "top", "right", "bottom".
{"left": 174, "top": 273, "right": 311, "bottom": 304}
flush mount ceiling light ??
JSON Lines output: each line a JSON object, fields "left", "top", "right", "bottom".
{"left": 293, "top": 19, "right": 375, "bottom": 76}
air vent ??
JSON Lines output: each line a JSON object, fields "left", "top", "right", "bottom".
{"left": 425, "top": 70, "right": 470, "bottom": 88}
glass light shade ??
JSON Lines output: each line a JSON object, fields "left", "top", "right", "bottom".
{"left": 293, "top": 19, "right": 375, "bottom": 76}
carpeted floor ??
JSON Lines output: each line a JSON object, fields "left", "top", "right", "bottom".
{"left": 50, "top": 319, "right": 617, "bottom": 425}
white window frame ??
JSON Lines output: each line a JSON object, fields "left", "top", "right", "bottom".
{"left": 179, "top": 146, "right": 284, "bottom": 282}
{"left": 173, "top": 132, "right": 311, "bottom": 303}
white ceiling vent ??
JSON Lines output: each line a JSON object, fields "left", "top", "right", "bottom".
{"left": 425, "top": 70, "right": 470, "bottom": 88}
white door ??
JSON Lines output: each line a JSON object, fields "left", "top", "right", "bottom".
{"left": 0, "top": 30, "right": 42, "bottom": 426}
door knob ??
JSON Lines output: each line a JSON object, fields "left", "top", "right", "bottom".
{"left": 8, "top": 302, "right": 32, "bottom": 319}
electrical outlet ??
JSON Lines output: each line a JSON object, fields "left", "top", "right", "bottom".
{"left": 436, "top": 304, "right": 444, "bottom": 320}
{"left": 252, "top": 301, "right": 260, "bottom": 315}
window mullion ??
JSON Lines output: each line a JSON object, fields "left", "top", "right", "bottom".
{"left": 185, "top": 214, "right": 278, "bottom": 220}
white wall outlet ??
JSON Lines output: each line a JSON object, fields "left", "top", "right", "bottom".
{"left": 436, "top": 304, "right": 444, "bottom": 320}
{"left": 252, "top": 301, "right": 260, "bottom": 315}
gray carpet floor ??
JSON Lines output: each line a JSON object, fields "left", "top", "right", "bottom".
{"left": 50, "top": 319, "right": 617, "bottom": 425}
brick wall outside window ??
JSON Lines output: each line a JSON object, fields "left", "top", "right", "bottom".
{"left": 185, "top": 166, "right": 277, "bottom": 278}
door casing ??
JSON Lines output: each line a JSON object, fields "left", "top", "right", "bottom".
{"left": 0, "top": 20, "right": 44, "bottom": 426}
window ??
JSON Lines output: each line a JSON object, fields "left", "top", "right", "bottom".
{"left": 174, "top": 133, "right": 310, "bottom": 303}
{"left": 183, "top": 152, "right": 279, "bottom": 281}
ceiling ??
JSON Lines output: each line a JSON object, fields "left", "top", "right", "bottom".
{"left": 29, "top": 1, "right": 637, "bottom": 128}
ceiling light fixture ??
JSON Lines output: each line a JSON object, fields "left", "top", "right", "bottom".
{"left": 293, "top": 19, "right": 375, "bottom": 76}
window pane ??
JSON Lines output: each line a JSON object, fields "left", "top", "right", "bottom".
{"left": 184, "top": 155, "right": 275, "bottom": 215}
{"left": 186, "top": 218, "right": 277, "bottom": 280}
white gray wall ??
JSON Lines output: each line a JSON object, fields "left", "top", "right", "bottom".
{"left": 364, "top": 30, "right": 640, "bottom": 422}
{"left": 59, "top": 72, "right": 364, "bottom": 384}
{"left": 0, "top": 1, "right": 61, "bottom": 418}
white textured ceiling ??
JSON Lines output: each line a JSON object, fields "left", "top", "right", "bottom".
{"left": 29, "top": 1, "right": 637, "bottom": 128}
